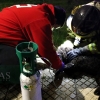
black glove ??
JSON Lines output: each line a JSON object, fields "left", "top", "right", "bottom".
{"left": 66, "top": 46, "right": 90, "bottom": 62}
{"left": 55, "top": 63, "right": 74, "bottom": 79}
{"left": 55, "top": 62, "right": 66, "bottom": 79}
{"left": 55, "top": 67, "right": 65, "bottom": 79}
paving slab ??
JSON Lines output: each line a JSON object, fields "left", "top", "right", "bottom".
{"left": 0, "top": 69, "right": 99, "bottom": 100}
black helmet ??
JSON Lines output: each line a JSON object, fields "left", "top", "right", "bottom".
{"left": 72, "top": 5, "right": 100, "bottom": 36}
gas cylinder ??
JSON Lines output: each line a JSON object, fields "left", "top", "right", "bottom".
{"left": 16, "top": 42, "right": 42, "bottom": 100}
{"left": 20, "top": 63, "right": 42, "bottom": 100}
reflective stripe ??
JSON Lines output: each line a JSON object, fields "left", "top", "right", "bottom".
{"left": 66, "top": 15, "right": 73, "bottom": 31}
{"left": 71, "top": 5, "right": 81, "bottom": 15}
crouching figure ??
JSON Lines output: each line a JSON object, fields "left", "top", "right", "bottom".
{"left": 56, "top": 1, "right": 100, "bottom": 99}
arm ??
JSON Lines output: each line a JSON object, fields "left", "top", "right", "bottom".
{"left": 24, "top": 19, "right": 63, "bottom": 69}
{"left": 66, "top": 41, "right": 100, "bottom": 62}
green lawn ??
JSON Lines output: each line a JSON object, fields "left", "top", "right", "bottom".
{"left": 53, "top": 25, "right": 68, "bottom": 47}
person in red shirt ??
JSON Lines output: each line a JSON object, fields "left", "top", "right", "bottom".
{"left": 0, "top": 3, "right": 66, "bottom": 70}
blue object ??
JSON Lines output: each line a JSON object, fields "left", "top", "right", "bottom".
{"left": 59, "top": 62, "right": 65, "bottom": 71}
{"left": 67, "top": 48, "right": 82, "bottom": 62}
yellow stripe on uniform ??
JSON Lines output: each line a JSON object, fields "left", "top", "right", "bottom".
{"left": 88, "top": 43, "right": 100, "bottom": 54}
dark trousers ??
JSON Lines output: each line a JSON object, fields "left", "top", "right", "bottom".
{"left": 0, "top": 45, "right": 19, "bottom": 65}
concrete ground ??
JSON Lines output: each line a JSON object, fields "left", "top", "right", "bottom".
{"left": 0, "top": 69, "right": 99, "bottom": 100}
{"left": 0, "top": 58, "right": 99, "bottom": 100}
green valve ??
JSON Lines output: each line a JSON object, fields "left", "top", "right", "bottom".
{"left": 16, "top": 42, "right": 38, "bottom": 76}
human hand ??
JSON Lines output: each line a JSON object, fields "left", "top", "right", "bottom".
{"left": 55, "top": 63, "right": 74, "bottom": 79}
{"left": 55, "top": 62, "right": 66, "bottom": 79}
{"left": 66, "top": 48, "right": 82, "bottom": 62}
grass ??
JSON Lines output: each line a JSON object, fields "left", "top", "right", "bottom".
{"left": 52, "top": 25, "right": 68, "bottom": 48}
{"left": 52, "top": 0, "right": 93, "bottom": 48}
